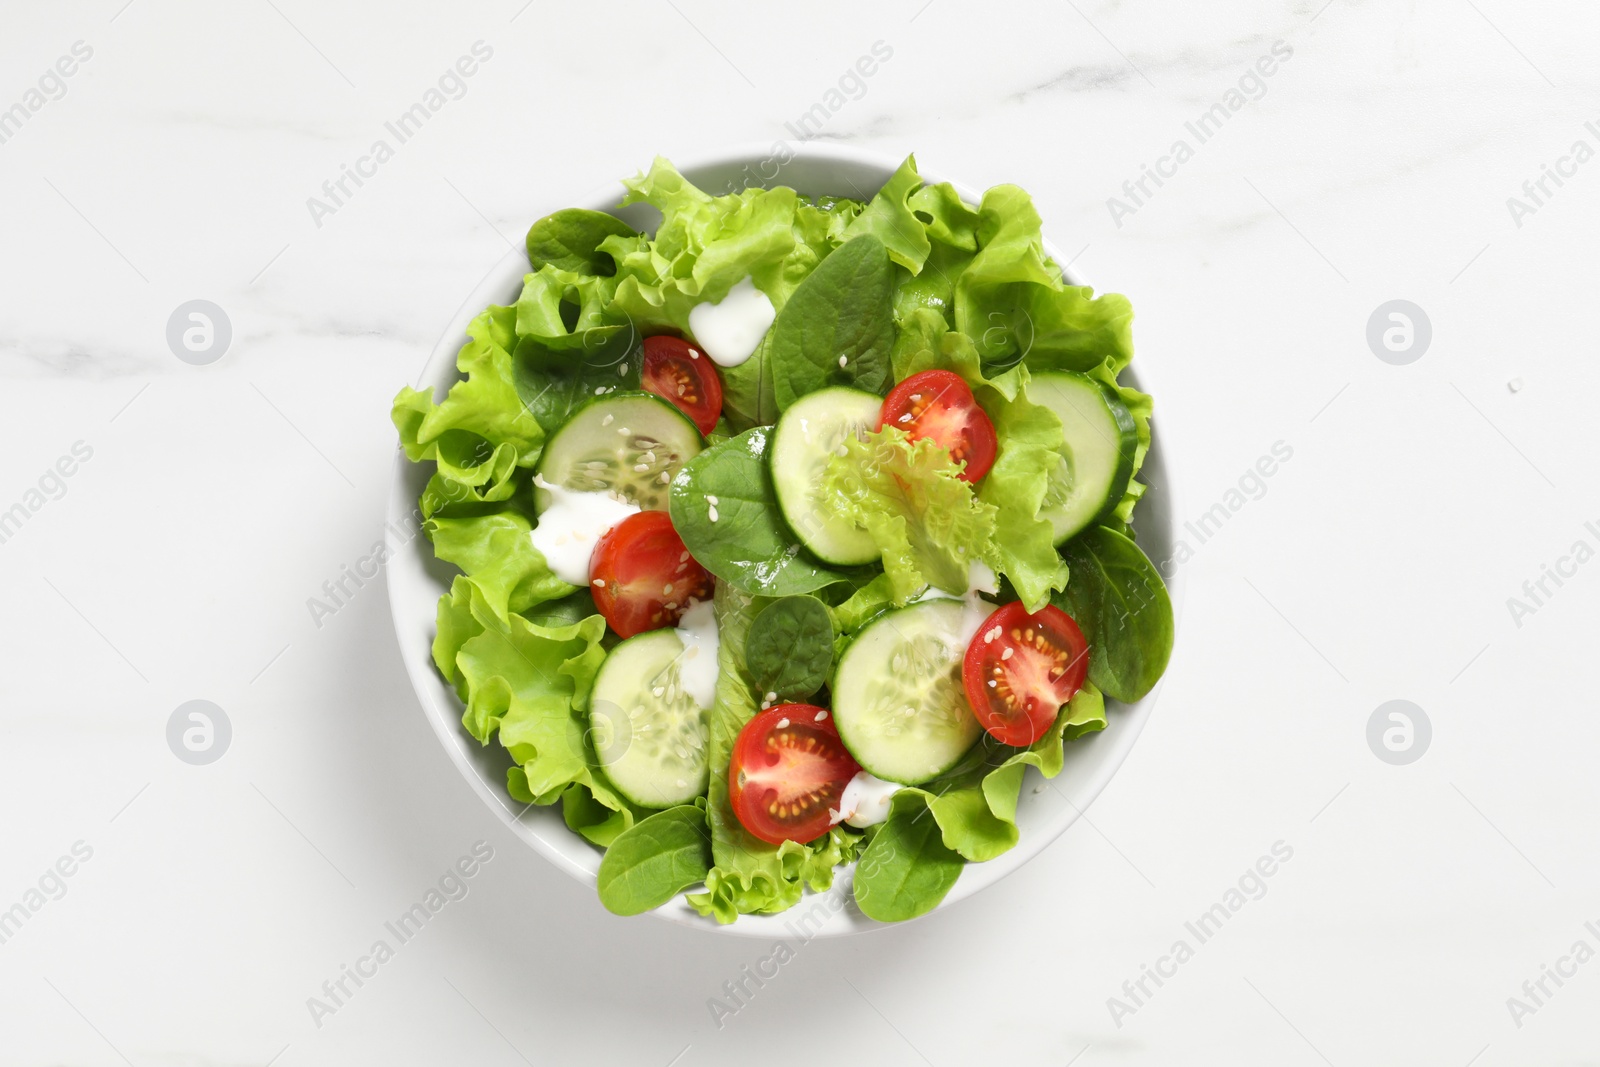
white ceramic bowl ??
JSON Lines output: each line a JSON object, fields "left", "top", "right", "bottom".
{"left": 387, "top": 142, "right": 1182, "bottom": 937}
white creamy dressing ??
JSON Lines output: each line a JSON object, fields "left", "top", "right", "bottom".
{"left": 672, "top": 598, "right": 720, "bottom": 710}
{"left": 831, "top": 771, "right": 902, "bottom": 828}
{"left": 687, "top": 276, "right": 775, "bottom": 368}
{"left": 911, "top": 560, "right": 1000, "bottom": 644}
{"left": 528, "top": 475, "right": 640, "bottom": 586}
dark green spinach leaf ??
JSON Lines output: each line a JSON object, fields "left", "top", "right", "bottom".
{"left": 512, "top": 328, "right": 641, "bottom": 437}
{"left": 770, "top": 235, "right": 896, "bottom": 412}
{"left": 745, "top": 596, "right": 834, "bottom": 701}
{"left": 667, "top": 428, "right": 848, "bottom": 596}
{"left": 596, "top": 804, "right": 712, "bottom": 916}
{"left": 525, "top": 209, "right": 638, "bottom": 275}
{"left": 852, "top": 791, "right": 964, "bottom": 922}
{"left": 1054, "top": 526, "right": 1173, "bottom": 702}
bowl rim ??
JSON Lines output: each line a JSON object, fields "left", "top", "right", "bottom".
{"left": 386, "top": 141, "right": 1184, "bottom": 937}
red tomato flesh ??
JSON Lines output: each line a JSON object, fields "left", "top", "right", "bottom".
{"left": 642, "top": 335, "right": 722, "bottom": 436}
{"left": 962, "top": 602, "right": 1090, "bottom": 746}
{"left": 588, "top": 511, "right": 714, "bottom": 639}
{"left": 878, "top": 369, "right": 998, "bottom": 482}
{"left": 729, "top": 704, "right": 861, "bottom": 845}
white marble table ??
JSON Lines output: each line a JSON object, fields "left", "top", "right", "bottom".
{"left": 3, "top": 1, "right": 1597, "bottom": 1063}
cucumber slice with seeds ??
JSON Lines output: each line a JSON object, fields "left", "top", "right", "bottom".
{"left": 590, "top": 628, "right": 709, "bottom": 809}
{"left": 535, "top": 392, "right": 702, "bottom": 512}
{"left": 771, "top": 386, "right": 882, "bottom": 566}
{"left": 1029, "top": 372, "right": 1138, "bottom": 545}
{"left": 832, "top": 599, "right": 982, "bottom": 785}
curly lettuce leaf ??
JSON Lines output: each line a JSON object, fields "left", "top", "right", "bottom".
{"left": 955, "top": 184, "right": 1135, "bottom": 376}
{"left": 976, "top": 381, "right": 1071, "bottom": 612}
{"left": 842, "top": 154, "right": 930, "bottom": 273}
{"left": 820, "top": 426, "right": 998, "bottom": 604}
{"left": 426, "top": 511, "right": 574, "bottom": 624}
{"left": 898, "top": 682, "right": 1107, "bottom": 864}
{"left": 607, "top": 158, "right": 800, "bottom": 335}
{"left": 687, "top": 584, "right": 862, "bottom": 923}
{"left": 391, "top": 305, "right": 544, "bottom": 511}
{"left": 429, "top": 575, "right": 621, "bottom": 835}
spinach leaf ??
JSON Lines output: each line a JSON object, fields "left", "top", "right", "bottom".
{"left": 595, "top": 804, "right": 712, "bottom": 916}
{"left": 745, "top": 596, "right": 834, "bottom": 701}
{"left": 512, "top": 328, "right": 641, "bottom": 437}
{"left": 525, "top": 209, "right": 638, "bottom": 275}
{"left": 667, "top": 427, "right": 849, "bottom": 596}
{"left": 1054, "top": 526, "right": 1173, "bottom": 703}
{"left": 770, "top": 235, "right": 896, "bottom": 412}
{"left": 718, "top": 332, "right": 778, "bottom": 430}
{"left": 852, "top": 791, "right": 964, "bottom": 922}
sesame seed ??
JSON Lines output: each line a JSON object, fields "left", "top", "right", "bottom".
{"left": 688, "top": 348, "right": 699, "bottom": 359}
{"left": 617, "top": 426, "right": 630, "bottom": 435}
{"left": 988, "top": 679, "right": 997, "bottom": 688}
{"left": 679, "top": 551, "right": 690, "bottom": 562}
{"left": 594, "top": 386, "right": 605, "bottom": 395}
{"left": 838, "top": 355, "right": 847, "bottom": 368}
{"left": 815, "top": 710, "right": 828, "bottom": 721}
{"left": 776, "top": 718, "right": 790, "bottom": 728}
{"left": 592, "top": 579, "right": 606, "bottom": 588}
{"left": 602, "top": 414, "right": 614, "bottom": 426}
{"left": 663, "top": 583, "right": 674, "bottom": 595}
{"left": 706, "top": 495, "right": 719, "bottom": 505}
{"left": 1001, "top": 647, "right": 1013, "bottom": 660}
{"left": 708, "top": 505, "right": 719, "bottom": 522}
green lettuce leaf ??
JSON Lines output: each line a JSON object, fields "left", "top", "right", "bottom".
{"left": 976, "top": 378, "right": 1071, "bottom": 612}
{"left": 391, "top": 305, "right": 544, "bottom": 512}
{"left": 686, "top": 584, "right": 862, "bottom": 923}
{"left": 426, "top": 511, "right": 574, "bottom": 624}
{"left": 878, "top": 682, "right": 1107, "bottom": 870}
{"left": 820, "top": 427, "right": 998, "bottom": 603}
{"left": 955, "top": 184, "right": 1135, "bottom": 375}
{"left": 842, "top": 154, "right": 930, "bottom": 273}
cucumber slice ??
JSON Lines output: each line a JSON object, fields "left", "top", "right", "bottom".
{"left": 770, "top": 386, "right": 882, "bottom": 566}
{"left": 590, "top": 629, "right": 709, "bottom": 808}
{"left": 535, "top": 392, "right": 702, "bottom": 512}
{"left": 832, "top": 599, "right": 982, "bottom": 785}
{"left": 1029, "top": 372, "right": 1138, "bottom": 544}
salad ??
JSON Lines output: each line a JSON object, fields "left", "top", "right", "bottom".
{"left": 391, "top": 154, "right": 1174, "bottom": 924}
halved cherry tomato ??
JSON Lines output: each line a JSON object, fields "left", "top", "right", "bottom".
{"left": 962, "top": 601, "right": 1090, "bottom": 746}
{"left": 729, "top": 704, "right": 861, "bottom": 845}
{"left": 588, "top": 511, "right": 714, "bottom": 639}
{"left": 878, "top": 369, "right": 997, "bottom": 482}
{"left": 642, "top": 335, "right": 722, "bottom": 435}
